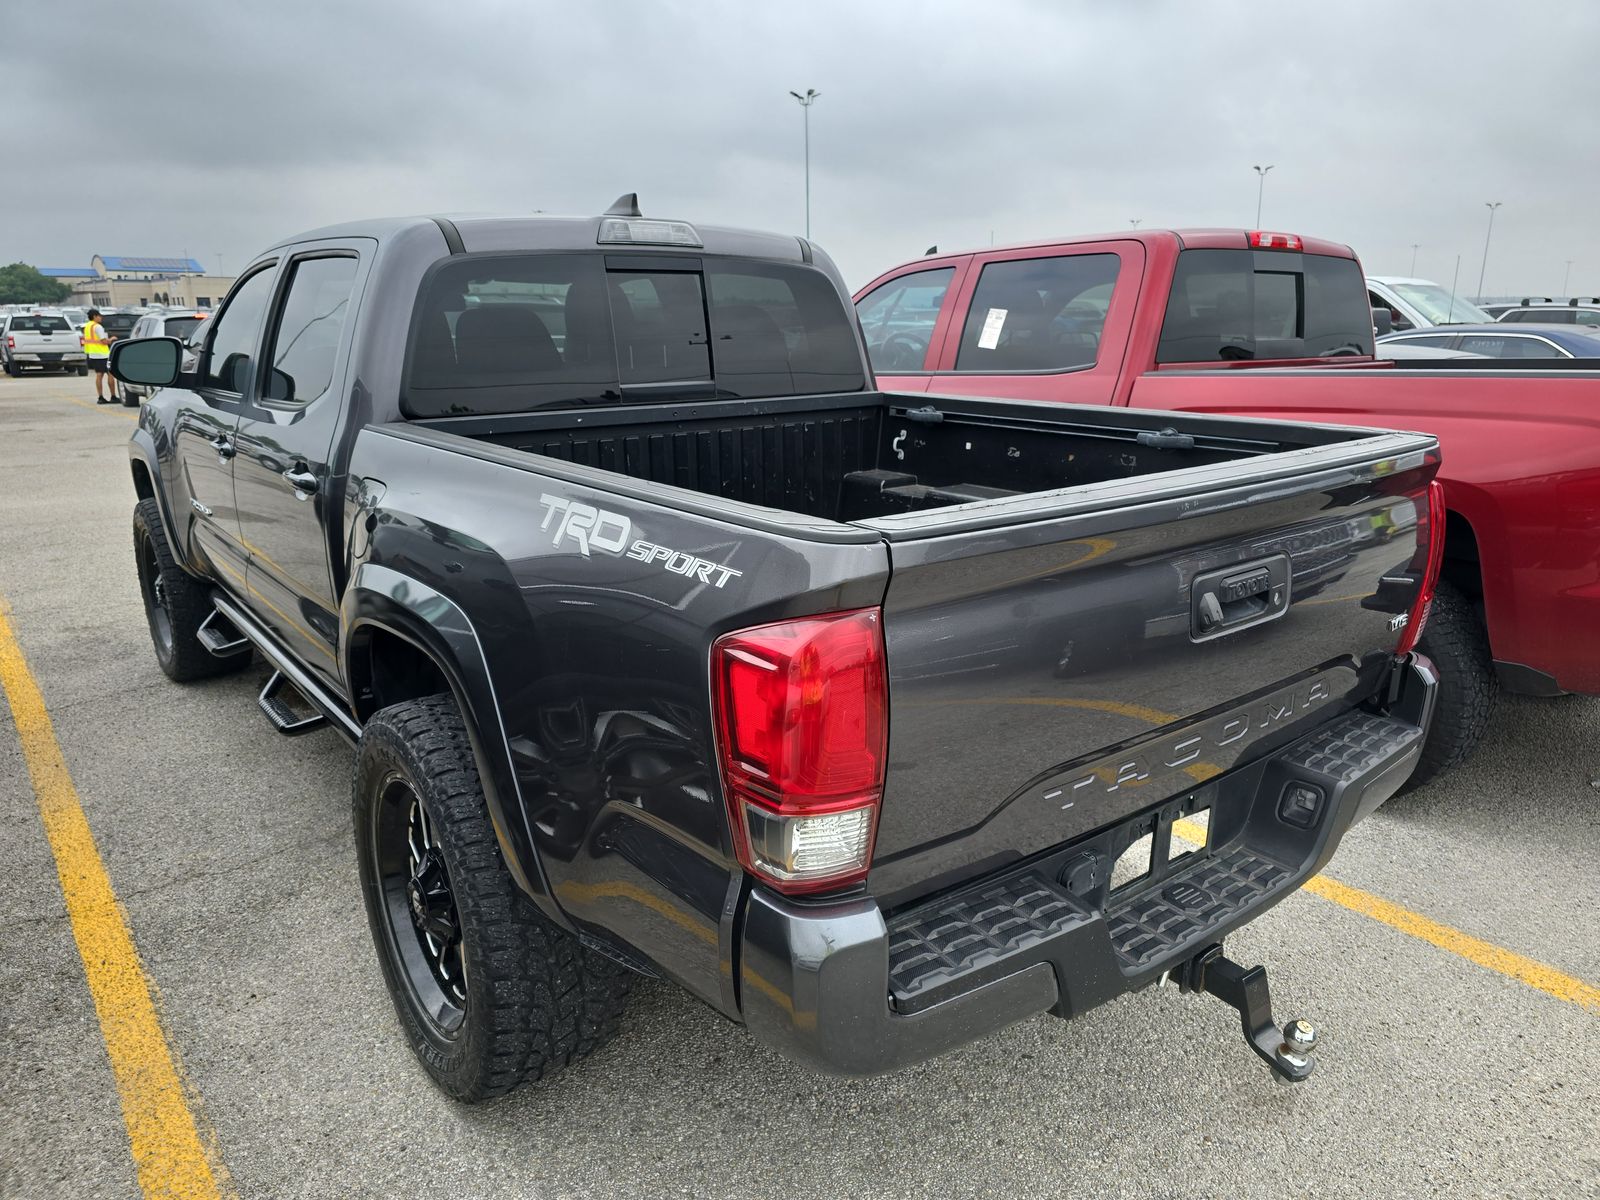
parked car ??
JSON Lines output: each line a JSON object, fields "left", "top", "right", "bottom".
{"left": 1380, "top": 323, "right": 1600, "bottom": 359}
{"left": 1375, "top": 343, "right": 1488, "bottom": 361}
{"left": 119, "top": 310, "right": 208, "bottom": 405}
{"left": 857, "top": 228, "right": 1600, "bottom": 786}
{"left": 99, "top": 310, "right": 143, "bottom": 344}
{"left": 1366, "top": 275, "right": 1491, "bottom": 330}
{"left": 1, "top": 311, "right": 87, "bottom": 376}
{"left": 108, "top": 205, "right": 1441, "bottom": 1098}
{"left": 1496, "top": 299, "right": 1600, "bottom": 327}
{"left": 1477, "top": 303, "right": 1520, "bottom": 320}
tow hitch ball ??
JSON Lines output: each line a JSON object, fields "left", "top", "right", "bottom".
{"left": 1178, "top": 944, "right": 1318, "bottom": 1083}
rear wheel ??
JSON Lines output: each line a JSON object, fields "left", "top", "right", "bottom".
{"left": 354, "top": 695, "right": 632, "bottom": 1102}
{"left": 1405, "top": 580, "right": 1498, "bottom": 790}
{"left": 132, "top": 498, "right": 250, "bottom": 682}
{"left": 3, "top": 357, "right": 18, "bottom": 377}
{"left": 77, "top": 365, "right": 89, "bottom": 377}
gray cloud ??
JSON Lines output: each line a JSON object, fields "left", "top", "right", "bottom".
{"left": 4, "top": 0, "right": 1596, "bottom": 296}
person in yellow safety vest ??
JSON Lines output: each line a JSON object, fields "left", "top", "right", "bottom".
{"left": 83, "top": 308, "right": 117, "bottom": 404}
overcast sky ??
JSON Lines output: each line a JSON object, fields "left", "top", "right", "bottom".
{"left": 5, "top": 1, "right": 1596, "bottom": 298}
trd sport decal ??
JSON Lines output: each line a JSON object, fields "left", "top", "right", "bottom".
{"left": 539, "top": 494, "right": 743, "bottom": 589}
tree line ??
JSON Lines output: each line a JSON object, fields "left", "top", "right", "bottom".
{"left": 0, "top": 264, "right": 72, "bottom": 304}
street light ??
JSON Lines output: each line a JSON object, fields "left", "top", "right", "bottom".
{"left": 1410, "top": 244, "right": 1420, "bottom": 275}
{"left": 1562, "top": 259, "right": 1574, "bottom": 297}
{"left": 1476, "top": 201, "right": 1502, "bottom": 300}
{"left": 1129, "top": 218, "right": 1142, "bottom": 228}
{"left": 1252, "top": 164, "right": 1274, "bottom": 226}
{"left": 788, "top": 88, "right": 820, "bottom": 239}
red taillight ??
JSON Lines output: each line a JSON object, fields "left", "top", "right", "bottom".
{"left": 1248, "top": 230, "right": 1304, "bottom": 251}
{"left": 4, "top": 335, "right": 12, "bottom": 350}
{"left": 711, "top": 608, "right": 887, "bottom": 895}
{"left": 1397, "top": 481, "right": 1446, "bottom": 655}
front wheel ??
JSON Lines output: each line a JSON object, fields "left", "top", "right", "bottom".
{"left": 354, "top": 695, "right": 632, "bottom": 1102}
{"left": 76, "top": 365, "right": 89, "bottom": 377}
{"left": 132, "top": 498, "right": 250, "bottom": 682}
{"left": 1405, "top": 580, "right": 1498, "bottom": 790}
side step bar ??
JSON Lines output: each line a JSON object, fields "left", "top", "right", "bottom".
{"left": 196, "top": 609, "right": 251, "bottom": 658}
{"left": 210, "top": 592, "right": 362, "bottom": 745}
{"left": 258, "top": 670, "right": 328, "bottom": 736}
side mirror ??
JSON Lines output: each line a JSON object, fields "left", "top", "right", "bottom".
{"left": 109, "top": 336, "right": 182, "bottom": 388}
{"left": 1371, "top": 307, "right": 1394, "bottom": 337}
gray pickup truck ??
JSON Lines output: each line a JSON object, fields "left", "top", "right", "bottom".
{"left": 109, "top": 198, "right": 1441, "bottom": 1100}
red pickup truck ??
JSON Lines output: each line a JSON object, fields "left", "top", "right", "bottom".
{"left": 856, "top": 229, "right": 1600, "bottom": 786}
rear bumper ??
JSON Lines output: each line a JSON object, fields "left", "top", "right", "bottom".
{"left": 738, "top": 654, "right": 1436, "bottom": 1076}
{"left": 10, "top": 351, "right": 85, "bottom": 364}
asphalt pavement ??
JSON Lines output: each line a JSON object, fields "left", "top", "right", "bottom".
{"left": 1, "top": 371, "right": 1596, "bottom": 1200}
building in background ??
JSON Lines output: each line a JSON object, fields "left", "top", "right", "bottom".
{"left": 65, "top": 255, "right": 237, "bottom": 309}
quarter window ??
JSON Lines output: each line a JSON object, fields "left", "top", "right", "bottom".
{"left": 955, "top": 254, "right": 1120, "bottom": 372}
{"left": 202, "top": 266, "right": 277, "bottom": 392}
{"left": 856, "top": 267, "right": 955, "bottom": 372}
{"left": 262, "top": 256, "right": 359, "bottom": 405}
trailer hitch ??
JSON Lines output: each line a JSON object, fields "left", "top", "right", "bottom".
{"left": 1178, "top": 944, "right": 1318, "bottom": 1083}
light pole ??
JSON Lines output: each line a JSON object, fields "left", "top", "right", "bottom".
{"left": 1562, "top": 260, "right": 1574, "bottom": 297}
{"left": 1129, "top": 218, "right": 1142, "bottom": 228}
{"left": 1410, "top": 244, "right": 1420, "bottom": 275}
{"left": 1476, "top": 201, "right": 1502, "bottom": 300}
{"left": 788, "top": 88, "right": 820, "bottom": 239}
{"left": 1252, "top": 164, "right": 1274, "bottom": 226}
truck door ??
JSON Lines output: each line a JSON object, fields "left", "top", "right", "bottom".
{"left": 921, "top": 241, "right": 1145, "bottom": 405}
{"left": 232, "top": 248, "right": 365, "bottom": 687}
{"left": 168, "top": 261, "right": 280, "bottom": 590}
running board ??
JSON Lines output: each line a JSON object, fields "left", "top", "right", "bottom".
{"left": 211, "top": 592, "right": 361, "bottom": 744}
{"left": 258, "top": 670, "right": 328, "bottom": 736}
{"left": 196, "top": 609, "right": 251, "bottom": 658}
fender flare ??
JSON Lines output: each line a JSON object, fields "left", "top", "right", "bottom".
{"left": 129, "top": 430, "right": 194, "bottom": 573}
{"left": 341, "top": 562, "right": 564, "bottom": 926}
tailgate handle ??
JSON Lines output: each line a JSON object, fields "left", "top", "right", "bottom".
{"left": 1192, "top": 556, "right": 1290, "bottom": 639}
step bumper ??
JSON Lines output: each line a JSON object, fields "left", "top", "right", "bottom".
{"left": 737, "top": 653, "right": 1436, "bottom": 1076}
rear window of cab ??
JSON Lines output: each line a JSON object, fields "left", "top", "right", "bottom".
{"left": 401, "top": 253, "right": 865, "bottom": 417}
{"left": 1158, "top": 249, "right": 1373, "bottom": 362}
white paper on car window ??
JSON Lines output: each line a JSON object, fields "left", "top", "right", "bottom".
{"left": 977, "top": 307, "right": 1008, "bottom": 349}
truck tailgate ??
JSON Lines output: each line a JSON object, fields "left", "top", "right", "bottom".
{"left": 865, "top": 430, "right": 1438, "bottom": 907}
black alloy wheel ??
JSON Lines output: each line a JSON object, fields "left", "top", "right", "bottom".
{"left": 374, "top": 773, "right": 467, "bottom": 1033}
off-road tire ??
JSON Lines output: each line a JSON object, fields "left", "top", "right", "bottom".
{"left": 1406, "top": 580, "right": 1498, "bottom": 790}
{"left": 132, "top": 498, "right": 250, "bottom": 682}
{"left": 354, "top": 695, "right": 632, "bottom": 1102}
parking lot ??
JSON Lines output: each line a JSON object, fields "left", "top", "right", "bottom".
{"left": 1, "top": 370, "right": 1596, "bottom": 1200}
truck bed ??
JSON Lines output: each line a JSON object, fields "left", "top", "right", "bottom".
{"left": 405, "top": 390, "right": 1410, "bottom": 529}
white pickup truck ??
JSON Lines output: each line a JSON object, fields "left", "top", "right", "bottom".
{"left": 2, "top": 312, "right": 87, "bottom": 376}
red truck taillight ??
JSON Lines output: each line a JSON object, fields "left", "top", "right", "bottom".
{"left": 1248, "top": 230, "right": 1304, "bottom": 251}
{"left": 712, "top": 608, "right": 887, "bottom": 896}
{"left": 4, "top": 335, "right": 12, "bottom": 350}
{"left": 1397, "top": 481, "right": 1446, "bottom": 656}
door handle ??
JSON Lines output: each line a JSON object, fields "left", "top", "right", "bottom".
{"left": 282, "top": 467, "right": 319, "bottom": 496}
{"left": 210, "top": 435, "right": 235, "bottom": 460}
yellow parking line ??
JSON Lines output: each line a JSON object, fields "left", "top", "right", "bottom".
{"left": 1304, "top": 874, "right": 1600, "bottom": 1014}
{"left": 0, "top": 603, "right": 229, "bottom": 1199}
{"left": 1169, "top": 818, "right": 1599, "bottom": 1013}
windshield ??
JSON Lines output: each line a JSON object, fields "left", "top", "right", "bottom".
{"left": 1389, "top": 283, "right": 1489, "bottom": 325}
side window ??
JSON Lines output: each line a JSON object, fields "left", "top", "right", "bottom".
{"left": 605, "top": 269, "right": 711, "bottom": 385}
{"left": 1394, "top": 335, "right": 1453, "bottom": 349}
{"left": 262, "top": 256, "right": 359, "bottom": 406}
{"left": 1574, "top": 310, "right": 1600, "bottom": 328}
{"left": 855, "top": 267, "right": 955, "bottom": 372}
{"left": 955, "top": 254, "right": 1120, "bottom": 372}
{"left": 202, "top": 266, "right": 277, "bottom": 393}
